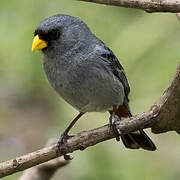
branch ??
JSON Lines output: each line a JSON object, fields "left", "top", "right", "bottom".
{"left": 152, "top": 64, "right": 180, "bottom": 134}
{"left": 18, "top": 139, "right": 69, "bottom": 180}
{"left": 0, "top": 111, "right": 157, "bottom": 178}
{"left": 0, "top": 64, "right": 179, "bottom": 178}
{"left": 78, "top": 0, "right": 180, "bottom": 13}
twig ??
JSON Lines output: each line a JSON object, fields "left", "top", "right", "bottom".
{"left": 78, "top": 0, "right": 180, "bottom": 13}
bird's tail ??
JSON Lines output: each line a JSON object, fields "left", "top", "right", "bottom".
{"left": 121, "top": 130, "right": 156, "bottom": 151}
{"left": 115, "top": 102, "right": 156, "bottom": 151}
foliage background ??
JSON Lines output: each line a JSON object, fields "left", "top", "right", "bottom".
{"left": 0, "top": 0, "right": 180, "bottom": 179}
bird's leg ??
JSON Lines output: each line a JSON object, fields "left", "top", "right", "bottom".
{"left": 109, "top": 106, "right": 121, "bottom": 141}
{"left": 58, "top": 112, "right": 84, "bottom": 144}
{"left": 57, "top": 112, "right": 84, "bottom": 160}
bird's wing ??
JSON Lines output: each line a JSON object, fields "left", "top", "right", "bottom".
{"left": 95, "top": 44, "right": 130, "bottom": 100}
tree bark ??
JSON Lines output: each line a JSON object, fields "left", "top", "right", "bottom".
{"left": 78, "top": 0, "right": 180, "bottom": 13}
{"left": 152, "top": 65, "right": 180, "bottom": 134}
{"left": 18, "top": 139, "right": 69, "bottom": 180}
{"left": 0, "top": 64, "right": 179, "bottom": 178}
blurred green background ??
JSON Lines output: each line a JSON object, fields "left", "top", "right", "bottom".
{"left": 0, "top": 0, "right": 180, "bottom": 180}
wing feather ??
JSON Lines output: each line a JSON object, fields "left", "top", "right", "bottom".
{"left": 99, "top": 45, "right": 130, "bottom": 100}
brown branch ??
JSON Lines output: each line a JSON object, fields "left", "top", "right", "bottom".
{"left": 0, "top": 64, "right": 179, "bottom": 178}
{"left": 0, "top": 111, "right": 157, "bottom": 178}
{"left": 152, "top": 64, "right": 180, "bottom": 134}
{"left": 18, "top": 139, "right": 69, "bottom": 180}
{"left": 78, "top": 0, "right": 180, "bottom": 13}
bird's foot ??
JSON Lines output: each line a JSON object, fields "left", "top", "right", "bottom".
{"left": 78, "top": 144, "right": 86, "bottom": 151}
{"left": 56, "top": 131, "right": 73, "bottom": 160}
{"left": 58, "top": 131, "right": 71, "bottom": 144}
{"left": 109, "top": 115, "right": 121, "bottom": 141}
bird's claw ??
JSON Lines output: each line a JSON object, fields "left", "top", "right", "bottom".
{"left": 58, "top": 131, "right": 71, "bottom": 144}
{"left": 109, "top": 115, "right": 121, "bottom": 141}
{"left": 64, "top": 154, "right": 73, "bottom": 160}
{"left": 56, "top": 131, "right": 73, "bottom": 160}
{"left": 78, "top": 145, "right": 86, "bottom": 151}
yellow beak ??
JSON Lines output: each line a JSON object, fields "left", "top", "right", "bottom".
{"left": 32, "top": 35, "right": 48, "bottom": 51}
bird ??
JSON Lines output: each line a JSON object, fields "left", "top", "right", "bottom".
{"left": 32, "top": 14, "right": 156, "bottom": 152}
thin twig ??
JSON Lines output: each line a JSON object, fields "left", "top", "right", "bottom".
{"left": 78, "top": 0, "right": 180, "bottom": 13}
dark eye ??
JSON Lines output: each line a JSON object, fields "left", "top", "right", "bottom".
{"left": 48, "top": 29, "right": 60, "bottom": 40}
{"left": 34, "top": 30, "right": 44, "bottom": 39}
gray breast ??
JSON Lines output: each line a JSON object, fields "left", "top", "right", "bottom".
{"left": 43, "top": 55, "right": 125, "bottom": 112}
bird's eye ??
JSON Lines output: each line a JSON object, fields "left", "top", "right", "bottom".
{"left": 34, "top": 30, "right": 44, "bottom": 39}
{"left": 49, "top": 29, "right": 60, "bottom": 40}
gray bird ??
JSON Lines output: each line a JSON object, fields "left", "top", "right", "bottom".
{"left": 32, "top": 14, "right": 156, "bottom": 151}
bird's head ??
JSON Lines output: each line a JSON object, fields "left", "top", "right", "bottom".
{"left": 32, "top": 14, "right": 91, "bottom": 56}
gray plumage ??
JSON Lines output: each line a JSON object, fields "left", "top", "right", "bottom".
{"left": 34, "top": 14, "right": 156, "bottom": 151}
{"left": 37, "top": 15, "right": 126, "bottom": 112}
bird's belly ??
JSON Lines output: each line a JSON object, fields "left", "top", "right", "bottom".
{"left": 57, "top": 88, "right": 120, "bottom": 112}
{"left": 44, "top": 61, "right": 125, "bottom": 113}
{"left": 54, "top": 77, "right": 124, "bottom": 113}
